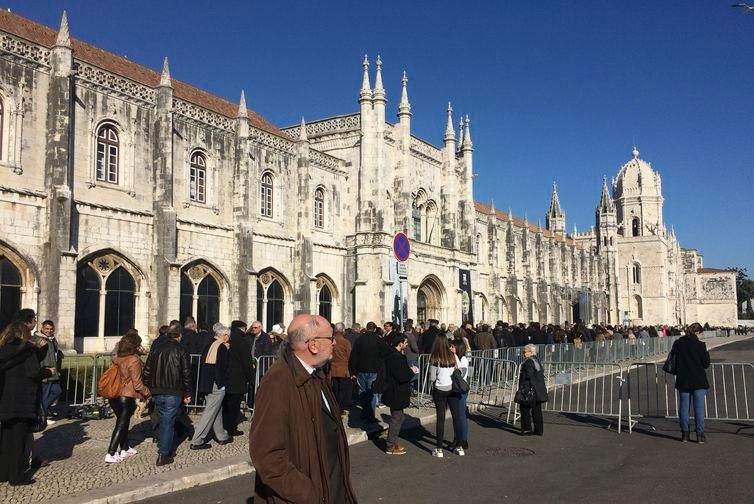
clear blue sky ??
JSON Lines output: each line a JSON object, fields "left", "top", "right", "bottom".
{"left": 7, "top": 0, "right": 754, "bottom": 273}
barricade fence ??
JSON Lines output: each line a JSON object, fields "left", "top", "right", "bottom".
{"left": 626, "top": 362, "right": 754, "bottom": 432}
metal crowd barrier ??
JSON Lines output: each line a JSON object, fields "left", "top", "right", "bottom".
{"left": 626, "top": 362, "right": 754, "bottom": 433}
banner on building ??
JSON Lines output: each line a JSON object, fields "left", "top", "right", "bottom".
{"left": 459, "top": 269, "right": 473, "bottom": 325}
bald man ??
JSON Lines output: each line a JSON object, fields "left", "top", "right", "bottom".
{"left": 249, "top": 315, "right": 357, "bottom": 504}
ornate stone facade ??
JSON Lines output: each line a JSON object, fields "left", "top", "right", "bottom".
{"left": 0, "top": 11, "right": 736, "bottom": 351}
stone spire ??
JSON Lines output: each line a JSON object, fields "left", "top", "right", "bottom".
{"left": 398, "top": 71, "right": 411, "bottom": 117}
{"left": 237, "top": 90, "right": 247, "bottom": 118}
{"left": 159, "top": 56, "right": 172, "bottom": 88}
{"left": 546, "top": 182, "right": 566, "bottom": 234}
{"left": 372, "top": 55, "right": 386, "bottom": 102}
{"left": 360, "top": 55, "right": 371, "bottom": 102}
{"left": 444, "top": 102, "right": 455, "bottom": 142}
{"left": 489, "top": 198, "right": 495, "bottom": 217}
{"left": 632, "top": 145, "right": 639, "bottom": 158}
{"left": 548, "top": 182, "right": 564, "bottom": 218}
{"left": 508, "top": 207, "right": 513, "bottom": 222}
{"left": 462, "top": 115, "right": 473, "bottom": 150}
{"left": 457, "top": 117, "right": 465, "bottom": 151}
{"left": 298, "top": 116, "right": 308, "bottom": 142}
{"left": 56, "top": 11, "right": 71, "bottom": 47}
{"left": 598, "top": 175, "right": 614, "bottom": 213}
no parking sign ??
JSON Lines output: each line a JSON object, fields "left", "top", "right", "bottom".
{"left": 393, "top": 232, "right": 410, "bottom": 262}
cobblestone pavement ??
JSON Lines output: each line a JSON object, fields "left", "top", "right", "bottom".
{"left": 0, "top": 410, "right": 254, "bottom": 504}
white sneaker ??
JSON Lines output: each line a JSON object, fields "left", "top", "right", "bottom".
{"left": 46, "top": 419, "right": 56, "bottom": 425}
{"left": 104, "top": 453, "right": 122, "bottom": 464}
{"left": 455, "top": 447, "right": 465, "bottom": 457}
{"left": 120, "top": 448, "right": 138, "bottom": 459}
{"left": 432, "top": 448, "right": 444, "bottom": 458}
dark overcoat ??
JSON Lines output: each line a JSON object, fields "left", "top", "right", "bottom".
{"left": 519, "top": 356, "right": 548, "bottom": 404}
{"left": 0, "top": 339, "right": 51, "bottom": 421}
{"left": 227, "top": 328, "right": 254, "bottom": 394}
{"left": 249, "top": 349, "right": 357, "bottom": 504}
{"left": 382, "top": 348, "right": 413, "bottom": 410}
{"left": 672, "top": 335, "right": 710, "bottom": 391}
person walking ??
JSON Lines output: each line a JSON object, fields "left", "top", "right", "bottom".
{"left": 671, "top": 322, "right": 711, "bottom": 443}
{"left": 224, "top": 321, "right": 253, "bottom": 436}
{"left": 348, "top": 322, "right": 385, "bottom": 423}
{"left": 143, "top": 327, "right": 192, "bottom": 466}
{"left": 517, "top": 344, "right": 548, "bottom": 436}
{"left": 0, "top": 321, "right": 54, "bottom": 486}
{"left": 190, "top": 325, "right": 232, "bottom": 449}
{"left": 105, "top": 332, "right": 151, "bottom": 463}
{"left": 428, "top": 339, "right": 463, "bottom": 458}
{"left": 383, "top": 333, "right": 418, "bottom": 455}
{"left": 249, "top": 314, "right": 358, "bottom": 504}
{"left": 451, "top": 338, "right": 470, "bottom": 450}
{"left": 330, "top": 323, "right": 354, "bottom": 415}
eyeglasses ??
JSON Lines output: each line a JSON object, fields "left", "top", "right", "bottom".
{"left": 306, "top": 336, "right": 335, "bottom": 344}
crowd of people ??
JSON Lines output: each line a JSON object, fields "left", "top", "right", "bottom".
{"left": 0, "top": 305, "right": 735, "bottom": 491}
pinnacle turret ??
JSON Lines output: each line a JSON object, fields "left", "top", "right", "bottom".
{"left": 598, "top": 175, "right": 615, "bottom": 213}
{"left": 359, "top": 55, "right": 371, "bottom": 102}
{"left": 159, "top": 56, "right": 172, "bottom": 88}
{"left": 398, "top": 71, "right": 411, "bottom": 117}
{"left": 546, "top": 182, "right": 566, "bottom": 234}
{"left": 457, "top": 118, "right": 465, "bottom": 151}
{"left": 444, "top": 102, "right": 455, "bottom": 142}
{"left": 56, "top": 11, "right": 71, "bottom": 47}
{"left": 237, "top": 90, "right": 247, "bottom": 118}
{"left": 298, "top": 117, "right": 308, "bottom": 142}
{"left": 462, "top": 115, "right": 473, "bottom": 150}
{"left": 372, "top": 55, "right": 386, "bottom": 102}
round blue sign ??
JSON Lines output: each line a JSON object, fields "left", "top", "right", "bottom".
{"left": 393, "top": 232, "right": 411, "bottom": 262}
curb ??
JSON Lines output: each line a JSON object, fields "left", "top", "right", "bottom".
{"left": 60, "top": 408, "right": 438, "bottom": 504}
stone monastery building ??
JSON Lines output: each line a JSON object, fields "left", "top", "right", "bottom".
{"left": 0, "top": 11, "right": 737, "bottom": 351}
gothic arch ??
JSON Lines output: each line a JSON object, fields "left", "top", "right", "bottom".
{"left": 315, "top": 273, "right": 338, "bottom": 322}
{"left": 179, "top": 259, "right": 229, "bottom": 329}
{"left": 416, "top": 274, "right": 446, "bottom": 325}
{"left": 257, "top": 267, "right": 294, "bottom": 331}
{"left": 0, "top": 240, "right": 38, "bottom": 331}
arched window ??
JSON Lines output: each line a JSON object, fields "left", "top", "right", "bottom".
{"left": 104, "top": 267, "right": 135, "bottom": 336}
{"left": 314, "top": 187, "right": 325, "bottom": 228}
{"left": 189, "top": 152, "right": 207, "bottom": 203}
{"left": 0, "top": 97, "right": 4, "bottom": 160}
{"left": 632, "top": 217, "right": 641, "bottom": 237}
{"left": 266, "top": 280, "right": 284, "bottom": 332}
{"left": 416, "top": 290, "right": 427, "bottom": 325}
{"left": 75, "top": 266, "right": 100, "bottom": 337}
{"left": 196, "top": 275, "right": 220, "bottom": 327}
{"left": 632, "top": 263, "right": 641, "bottom": 284}
{"left": 318, "top": 284, "right": 332, "bottom": 321}
{"left": 412, "top": 204, "right": 422, "bottom": 242}
{"left": 633, "top": 294, "right": 643, "bottom": 319}
{"left": 180, "top": 264, "right": 222, "bottom": 329}
{"left": 0, "top": 256, "right": 22, "bottom": 332}
{"left": 96, "top": 124, "right": 119, "bottom": 184}
{"left": 261, "top": 172, "right": 273, "bottom": 218}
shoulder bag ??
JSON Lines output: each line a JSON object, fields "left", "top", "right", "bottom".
{"left": 662, "top": 345, "right": 677, "bottom": 375}
{"left": 451, "top": 365, "right": 469, "bottom": 394}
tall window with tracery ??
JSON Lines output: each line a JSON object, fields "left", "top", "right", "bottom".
{"left": 261, "top": 172, "right": 273, "bottom": 218}
{"left": 0, "top": 97, "right": 4, "bottom": 160}
{"left": 412, "top": 205, "right": 422, "bottom": 242}
{"left": 632, "top": 263, "right": 641, "bottom": 284}
{"left": 314, "top": 187, "right": 325, "bottom": 228}
{"left": 189, "top": 152, "right": 207, "bottom": 203}
{"left": 96, "top": 124, "right": 119, "bottom": 183}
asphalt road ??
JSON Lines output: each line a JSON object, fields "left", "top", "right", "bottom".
{"left": 140, "top": 338, "right": 754, "bottom": 504}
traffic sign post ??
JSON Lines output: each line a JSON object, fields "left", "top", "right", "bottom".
{"left": 393, "top": 233, "right": 411, "bottom": 328}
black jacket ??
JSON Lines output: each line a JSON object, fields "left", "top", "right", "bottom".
{"left": 672, "top": 335, "right": 710, "bottom": 390}
{"left": 143, "top": 338, "right": 192, "bottom": 396}
{"left": 382, "top": 348, "right": 413, "bottom": 410}
{"left": 227, "top": 328, "right": 254, "bottom": 393}
{"left": 198, "top": 342, "right": 230, "bottom": 393}
{"left": 253, "top": 332, "right": 274, "bottom": 358}
{"left": 0, "top": 339, "right": 52, "bottom": 421}
{"left": 349, "top": 332, "right": 386, "bottom": 374}
{"left": 519, "top": 357, "right": 548, "bottom": 404}
{"left": 418, "top": 326, "right": 441, "bottom": 355}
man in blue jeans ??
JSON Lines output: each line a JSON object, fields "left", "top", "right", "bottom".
{"left": 144, "top": 328, "right": 192, "bottom": 466}
{"left": 349, "top": 322, "right": 386, "bottom": 423}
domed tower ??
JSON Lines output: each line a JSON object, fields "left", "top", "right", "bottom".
{"left": 613, "top": 147, "right": 664, "bottom": 238}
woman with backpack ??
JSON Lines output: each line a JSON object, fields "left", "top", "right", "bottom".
{"left": 104, "top": 332, "right": 151, "bottom": 463}
{"left": 517, "top": 344, "right": 548, "bottom": 436}
{"left": 428, "top": 339, "right": 464, "bottom": 458}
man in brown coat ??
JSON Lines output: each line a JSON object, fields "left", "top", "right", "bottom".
{"left": 249, "top": 314, "right": 357, "bottom": 504}
{"left": 475, "top": 324, "right": 497, "bottom": 350}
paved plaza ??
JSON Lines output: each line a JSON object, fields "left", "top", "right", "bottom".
{"left": 1, "top": 335, "right": 750, "bottom": 503}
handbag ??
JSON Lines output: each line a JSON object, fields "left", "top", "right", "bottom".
{"left": 662, "top": 346, "right": 677, "bottom": 375}
{"left": 451, "top": 368, "right": 469, "bottom": 394}
{"left": 514, "top": 384, "right": 536, "bottom": 407}
{"left": 31, "top": 402, "right": 47, "bottom": 433}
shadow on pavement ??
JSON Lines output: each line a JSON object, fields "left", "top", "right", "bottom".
{"left": 36, "top": 420, "right": 88, "bottom": 461}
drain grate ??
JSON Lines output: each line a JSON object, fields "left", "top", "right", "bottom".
{"left": 485, "top": 447, "right": 535, "bottom": 457}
